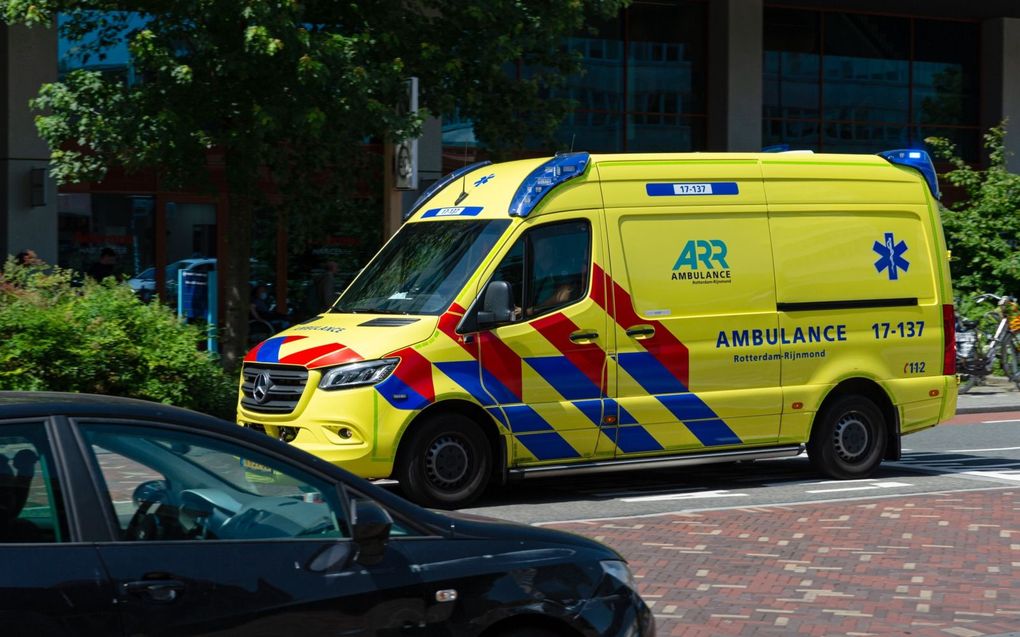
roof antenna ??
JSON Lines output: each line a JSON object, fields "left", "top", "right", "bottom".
{"left": 570, "top": 133, "right": 576, "bottom": 153}
{"left": 455, "top": 140, "right": 469, "bottom": 204}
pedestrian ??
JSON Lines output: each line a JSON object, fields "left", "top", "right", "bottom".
{"left": 86, "top": 247, "right": 118, "bottom": 281}
{"left": 251, "top": 284, "right": 289, "bottom": 332}
{"left": 14, "top": 249, "right": 40, "bottom": 266}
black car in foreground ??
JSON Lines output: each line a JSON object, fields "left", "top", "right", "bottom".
{"left": 0, "top": 392, "right": 653, "bottom": 637}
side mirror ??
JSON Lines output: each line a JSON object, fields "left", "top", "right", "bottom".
{"left": 478, "top": 280, "right": 514, "bottom": 325}
{"left": 457, "top": 280, "right": 515, "bottom": 334}
{"left": 352, "top": 499, "right": 392, "bottom": 566}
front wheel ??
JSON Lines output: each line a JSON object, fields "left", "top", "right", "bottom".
{"left": 807, "top": 395, "right": 887, "bottom": 479}
{"left": 395, "top": 414, "right": 491, "bottom": 509}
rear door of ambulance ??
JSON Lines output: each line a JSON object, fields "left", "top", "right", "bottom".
{"left": 761, "top": 155, "right": 947, "bottom": 439}
{"left": 596, "top": 157, "right": 783, "bottom": 456}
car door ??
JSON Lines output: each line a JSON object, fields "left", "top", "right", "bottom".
{"left": 0, "top": 419, "right": 119, "bottom": 636}
{"left": 74, "top": 419, "right": 428, "bottom": 637}
{"left": 476, "top": 214, "right": 613, "bottom": 465}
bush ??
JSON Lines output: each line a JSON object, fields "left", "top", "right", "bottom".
{"left": 927, "top": 122, "right": 1020, "bottom": 299}
{"left": 0, "top": 259, "right": 237, "bottom": 419}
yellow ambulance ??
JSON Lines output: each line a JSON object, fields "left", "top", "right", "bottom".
{"left": 238, "top": 150, "right": 957, "bottom": 507}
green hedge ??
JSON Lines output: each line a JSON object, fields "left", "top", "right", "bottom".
{"left": 0, "top": 260, "right": 237, "bottom": 419}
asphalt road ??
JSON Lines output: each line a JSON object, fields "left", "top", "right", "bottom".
{"left": 461, "top": 410, "right": 1020, "bottom": 526}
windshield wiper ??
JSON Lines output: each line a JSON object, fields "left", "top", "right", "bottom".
{"left": 332, "top": 307, "right": 409, "bottom": 315}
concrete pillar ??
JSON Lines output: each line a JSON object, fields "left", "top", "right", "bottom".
{"left": 708, "top": 0, "right": 763, "bottom": 152}
{"left": 0, "top": 23, "right": 58, "bottom": 263}
{"left": 981, "top": 17, "right": 1020, "bottom": 172}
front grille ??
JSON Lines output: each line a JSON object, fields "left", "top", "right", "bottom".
{"left": 241, "top": 364, "right": 309, "bottom": 414}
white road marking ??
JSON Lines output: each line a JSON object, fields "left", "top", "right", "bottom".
{"left": 805, "top": 481, "right": 912, "bottom": 494}
{"left": 944, "top": 446, "right": 1020, "bottom": 453}
{"left": 980, "top": 419, "right": 1020, "bottom": 424}
{"left": 621, "top": 489, "right": 748, "bottom": 503}
{"left": 963, "top": 470, "right": 1020, "bottom": 482}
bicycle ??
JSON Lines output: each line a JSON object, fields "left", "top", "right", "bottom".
{"left": 956, "top": 293, "right": 1020, "bottom": 393}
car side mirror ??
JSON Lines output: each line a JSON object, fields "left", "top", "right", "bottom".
{"left": 478, "top": 280, "right": 514, "bottom": 324}
{"left": 352, "top": 499, "right": 392, "bottom": 566}
{"left": 457, "top": 280, "right": 515, "bottom": 334}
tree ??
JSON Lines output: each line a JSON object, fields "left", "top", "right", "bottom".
{"left": 2, "top": 0, "right": 627, "bottom": 369}
{"left": 926, "top": 123, "right": 1020, "bottom": 298}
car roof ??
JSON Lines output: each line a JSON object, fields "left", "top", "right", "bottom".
{"left": 0, "top": 391, "right": 224, "bottom": 427}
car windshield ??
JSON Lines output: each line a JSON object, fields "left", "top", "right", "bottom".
{"left": 334, "top": 219, "right": 510, "bottom": 315}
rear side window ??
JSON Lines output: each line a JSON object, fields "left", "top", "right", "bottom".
{"left": 0, "top": 422, "right": 68, "bottom": 544}
{"left": 617, "top": 212, "right": 776, "bottom": 317}
{"left": 769, "top": 210, "right": 935, "bottom": 304}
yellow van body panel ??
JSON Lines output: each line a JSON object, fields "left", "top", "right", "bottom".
{"left": 237, "top": 151, "right": 956, "bottom": 482}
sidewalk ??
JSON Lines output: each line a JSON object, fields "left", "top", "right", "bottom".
{"left": 553, "top": 489, "right": 1020, "bottom": 636}
{"left": 956, "top": 376, "right": 1020, "bottom": 414}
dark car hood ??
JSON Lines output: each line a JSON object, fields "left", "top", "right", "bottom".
{"left": 438, "top": 510, "right": 622, "bottom": 560}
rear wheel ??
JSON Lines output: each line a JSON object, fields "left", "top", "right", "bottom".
{"left": 807, "top": 395, "right": 887, "bottom": 479}
{"left": 396, "top": 414, "right": 491, "bottom": 509}
{"left": 1002, "top": 338, "right": 1020, "bottom": 390}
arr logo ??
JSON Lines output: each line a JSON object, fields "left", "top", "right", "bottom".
{"left": 673, "top": 240, "right": 729, "bottom": 270}
{"left": 671, "top": 240, "right": 733, "bottom": 284}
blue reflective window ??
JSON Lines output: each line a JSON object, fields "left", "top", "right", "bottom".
{"left": 552, "top": 0, "right": 707, "bottom": 153}
{"left": 57, "top": 12, "right": 147, "bottom": 83}
{"left": 763, "top": 8, "right": 980, "bottom": 160}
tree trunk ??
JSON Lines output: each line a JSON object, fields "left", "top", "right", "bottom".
{"left": 219, "top": 192, "right": 252, "bottom": 371}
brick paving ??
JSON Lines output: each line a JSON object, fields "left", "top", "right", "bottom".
{"left": 551, "top": 488, "right": 1020, "bottom": 636}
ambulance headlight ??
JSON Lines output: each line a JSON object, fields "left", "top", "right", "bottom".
{"left": 318, "top": 358, "right": 398, "bottom": 390}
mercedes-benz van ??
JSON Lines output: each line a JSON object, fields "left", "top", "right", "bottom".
{"left": 238, "top": 150, "right": 956, "bottom": 507}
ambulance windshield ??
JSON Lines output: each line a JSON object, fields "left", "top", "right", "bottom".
{"left": 333, "top": 219, "right": 511, "bottom": 315}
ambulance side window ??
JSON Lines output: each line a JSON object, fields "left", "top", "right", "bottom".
{"left": 489, "top": 220, "right": 590, "bottom": 322}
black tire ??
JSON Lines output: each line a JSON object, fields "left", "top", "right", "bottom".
{"left": 807, "top": 394, "right": 887, "bottom": 479}
{"left": 396, "top": 414, "right": 491, "bottom": 509}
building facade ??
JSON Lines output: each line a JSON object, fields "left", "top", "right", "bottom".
{"left": 3, "top": 0, "right": 1019, "bottom": 314}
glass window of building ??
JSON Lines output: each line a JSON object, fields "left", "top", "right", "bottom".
{"left": 763, "top": 8, "right": 980, "bottom": 160}
{"left": 559, "top": 0, "right": 707, "bottom": 152}
{"left": 447, "top": 1, "right": 708, "bottom": 156}
{"left": 58, "top": 193, "right": 155, "bottom": 288}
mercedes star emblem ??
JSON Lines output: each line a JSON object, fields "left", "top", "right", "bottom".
{"left": 252, "top": 371, "right": 272, "bottom": 404}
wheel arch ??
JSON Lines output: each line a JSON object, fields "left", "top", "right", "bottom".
{"left": 392, "top": 399, "right": 508, "bottom": 484}
{"left": 814, "top": 377, "right": 901, "bottom": 461}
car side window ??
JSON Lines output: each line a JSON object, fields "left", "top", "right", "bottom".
{"left": 489, "top": 220, "right": 591, "bottom": 322}
{"left": 0, "top": 422, "right": 68, "bottom": 544}
{"left": 80, "top": 423, "right": 349, "bottom": 542}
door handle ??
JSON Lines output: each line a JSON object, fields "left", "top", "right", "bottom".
{"left": 626, "top": 325, "right": 655, "bottom": 339}
{"left": 569, "top": 330, "right": 599, "bottom": 344}
{"left": 120, "top": 579, "right": 185, "bottom": 603}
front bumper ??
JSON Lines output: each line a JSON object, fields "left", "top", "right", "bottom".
{"left": 237, "top": 381, "right": 404, "bottom": 479}
{"left": 576, "top": 588, "right": 656, "bottom": 637}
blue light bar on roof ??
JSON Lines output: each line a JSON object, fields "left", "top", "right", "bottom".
{"left": 508, "top": 152, "right": 590, "bottom": 218}
{"left": 403, "top": 160, "right": 493, "bottom": 220}
{"left": 878, "top": 149, "right": 941, "bottom": 200}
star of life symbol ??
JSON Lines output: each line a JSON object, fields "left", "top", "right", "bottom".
{"left": 473, "top": 173, "right": 495, "bottom": 187}
{"left": 873, "top": 232, "right": 909, "bottom": 280}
